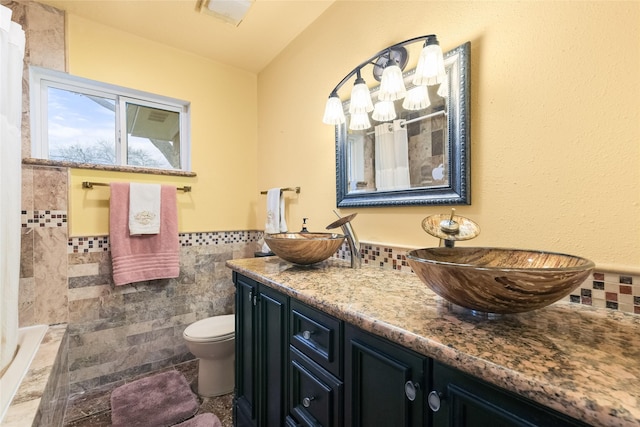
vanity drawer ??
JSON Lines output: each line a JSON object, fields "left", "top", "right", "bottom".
{"left": 290, "top": 300, "right": 342, "bottom": 377}
{"left": 289, "top": 346, "right": 343, "bottom": 427}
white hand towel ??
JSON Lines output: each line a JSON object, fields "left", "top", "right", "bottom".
{"left": 264, "top": 188, "right": 288, "bottom": 233}
{"left": 262, "top": 188, "right": 288, "bottom": 253}
{"left": 129, "top": 183, "right": 161, "bottom": 235}
{"left": 278, "top": 192, "right": 288, "bottom": 233}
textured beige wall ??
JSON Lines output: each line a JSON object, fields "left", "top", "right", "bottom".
{"left": 258, "top": 1, "right": 640, "bottom": 270}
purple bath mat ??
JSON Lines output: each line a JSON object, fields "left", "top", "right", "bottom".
{"left": 110, "top": 370, "right": 199, "bottom": 427}
{"left": 174, "top": 413, "right": 223, "bottom": 427}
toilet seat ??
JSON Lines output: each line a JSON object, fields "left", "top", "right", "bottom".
{"left": 183, "top": 314, "right": 235, "bottom": 343}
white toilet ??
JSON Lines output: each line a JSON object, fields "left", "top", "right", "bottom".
{"left": 183, "top": 314, "right": 235, "bottom": 397}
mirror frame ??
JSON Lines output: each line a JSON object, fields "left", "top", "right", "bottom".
{"left": 335, "top": 41, "right": 470, "bottom": 208}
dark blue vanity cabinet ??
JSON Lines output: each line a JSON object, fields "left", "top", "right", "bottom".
{"left": 233, "top": 272, "right": 587, "bottom": 427}
{"left": 430, "top": 362, "right": 590, "bottom": 427}
{"left": 344, "top": 324, "right": 429, "bottom": 427}
{"left": 287, "top": 299, "right": 344, "bottom": 426}
{"left": 234, "top": 273, "right": 289, "bottom": 427}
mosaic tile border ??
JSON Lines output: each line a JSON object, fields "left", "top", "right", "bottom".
{"left": 569, "top": 272, "right": 640, "bottom": 314}
{"left": 56, "top": 224, "right": 640, "bottom": 316}
{"left": 67, "top": 230, "right": 264, "bottom": 254}
{"left": 21, "top": 210, "right": 67, "bottom": 228}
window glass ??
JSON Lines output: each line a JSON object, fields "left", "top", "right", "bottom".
{"left": 30, "top": 66, "right": 191, "bottom": 171}
{"left": 125, "top": 103, "right": 181, "bottom": 169}
{"left": 47, "top": 87, "right": 117, "bottom": 165}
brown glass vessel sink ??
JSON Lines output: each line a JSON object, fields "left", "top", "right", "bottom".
{"left": 407, "top": 247, "right": 595, "bottom": 314}
{"left": 265, "top": 232, "right": 345, "bottom": 265}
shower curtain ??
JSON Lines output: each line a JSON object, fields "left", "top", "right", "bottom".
{"left": 0, "top": 5, "right": 25, "bottom": 373}
{"left": 374, "top": 120, "right": 410, "bottom": 191}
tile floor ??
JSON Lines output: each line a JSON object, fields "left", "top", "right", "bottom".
{"left": 63, "top": 360, "right": 232, "bottom": 427}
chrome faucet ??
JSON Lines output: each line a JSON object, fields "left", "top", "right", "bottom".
{"left": 326, "top": 211, "right": 361, "bottom": 269}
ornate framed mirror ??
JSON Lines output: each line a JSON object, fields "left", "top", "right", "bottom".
{"left": 334, "top": 41, "right": 470, "bottom": 207}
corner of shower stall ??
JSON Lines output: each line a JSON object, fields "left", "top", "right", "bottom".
{"left": 0, "top": 324, "right": 69, "bottom": 427}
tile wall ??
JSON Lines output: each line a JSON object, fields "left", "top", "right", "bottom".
{"left": 2, "top": 325, "right": 69, "bottom": 427}
{"left": 65, "top": 231, "right": 259, "bottom": 394}
{"left": 16, "top": 218, "right": 640, "bottom": 412}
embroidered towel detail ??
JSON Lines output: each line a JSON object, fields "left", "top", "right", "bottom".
{"left": 129, "top": 182, "right": 161, "bottom": 235}
{"left": 110, "top": 183, "right": 179, "bottom": 286}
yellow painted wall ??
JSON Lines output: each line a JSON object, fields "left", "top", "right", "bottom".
{"left": 66, "top": 15, "right": 259, "bottom": 236}
{"left": 258, "top": 1, "right": 640, "bottom": 270}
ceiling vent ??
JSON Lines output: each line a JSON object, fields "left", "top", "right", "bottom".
{"left": 196, "top": 0, "right": 254, "bottom": 27}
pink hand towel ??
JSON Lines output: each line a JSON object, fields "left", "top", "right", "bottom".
{"left": 109, "top": 183, "right": 180, "bottom": 286}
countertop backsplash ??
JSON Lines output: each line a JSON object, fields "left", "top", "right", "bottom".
{"left": 334, "top": 241, "right": 640, "bottom": 316}
{"left": 64, "top": 231, "right": 640, "bottom": 316}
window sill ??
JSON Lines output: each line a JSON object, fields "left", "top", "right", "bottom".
{"left": 22, "top": 158, "right": 197, "bottom": 177}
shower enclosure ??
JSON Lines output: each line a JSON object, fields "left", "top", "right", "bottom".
{"left": 0, "top": 4, "right": 25, "bottom": 376}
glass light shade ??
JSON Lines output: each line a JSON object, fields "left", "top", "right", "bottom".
{"left": 372, "top": 100, "right": 396, "bottom": 122}
{"left": 378, "top": 65, "right": 406, "bottom": 101}
{"left": 349, "top": 82, "right": 374, "bottom": 114}
{"left": 349, "top": 112, "right": 371, "bottom": 130}
{"left": 322, "top": 95, "right": 345, "bottom": 125}
{"left": 402, "top": 86, "right": 431, "bottom": 111}
{"left": 437, "top": 76, "right": 449, "bottom": 98}
{"left": 413, "top": 43, "right": 446, "bottom": 86}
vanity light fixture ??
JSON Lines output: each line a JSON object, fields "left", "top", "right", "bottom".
{"left": 402, "top": 85, "right": 431, "bottom": 111}
{"left": 413, "top": 35, "right": 446, "bottom": 86}
{"left": 372, "top": 100, "right": 396, "bottom": 122}
{"left": 349, "top": 70, "right": 374, "bottom": 114}
{"left": 437, "top": 76, "right": 449, "bottom": 98}
{"left": 322, "top": 34, "right": 446, "bottom": 129}
{"left": 349, "top": 112, "right": 372, "bottom": 131}
{"left": 322, "top": 90, "right": 345, "bottom": 125}
{"left": 377, "top": 50, "right": 407, "bottom": 102}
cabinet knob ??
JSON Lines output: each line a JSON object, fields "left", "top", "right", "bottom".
{"left": 302, "top": 330, "right": 314, "bottom": 340}
{"left": 428, "top": 391, "right": 443, "bottom": 412}
{"left": 302, "top": 396, "right": 315, "bottom": 408}
{"left": 404, "top": 381, "right": 420, "bottom": 401}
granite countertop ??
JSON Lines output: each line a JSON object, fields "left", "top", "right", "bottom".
{"left": 226, "top": 256, "right": 640, "bottom": 427}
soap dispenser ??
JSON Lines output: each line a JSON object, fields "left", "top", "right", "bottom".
{"left": 300, "top": 218, "right": 309, "bottom": 233}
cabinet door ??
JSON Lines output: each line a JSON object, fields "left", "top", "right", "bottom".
{"left": 431, "top": 361, "right": 590, "bottom": 427}
{"left": 345, "top": 325, "right": 428, "bottom": 427}
{"left": 234, "top": 272, "right": 258, "bottom": 427}
{"left": 258, "top": 285, "right": 289, "bottom": 427}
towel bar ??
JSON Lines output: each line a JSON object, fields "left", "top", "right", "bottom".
{"left": 82, "top": 181, "right": 192, "bottom": 192}
{"left": 260, "top": 187, "right": 300, "bottom": 195}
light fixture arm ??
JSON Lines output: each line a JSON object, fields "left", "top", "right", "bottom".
{"left": 326, "top": 34, "right": 438, "bottom": 98}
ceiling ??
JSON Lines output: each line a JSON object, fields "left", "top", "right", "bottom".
{"left": 38, "top": 0, "right": 336, "bottom": 73}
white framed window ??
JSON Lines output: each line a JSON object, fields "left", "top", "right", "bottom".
{"left": 29, "top": 66, "right": 191, "bottom": 171}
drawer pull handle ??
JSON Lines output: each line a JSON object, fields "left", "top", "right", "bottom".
{"left": 404, "top": 381, "right": 420, "bottom": 401}
{"left": 302, "top": 396, "right": 315, "bottom": 408}
{"left": 428, "top": 391, "right": 443, "bottom": 412}
{"left": 302, "top": 330, "right": 314, "bottom": 340}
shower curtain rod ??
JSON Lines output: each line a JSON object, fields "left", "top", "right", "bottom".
{"left": 365, "top": 109, "right": 446, "bottom": 136}
{"left": 82, "top": 181, "right": 192, "bottom": 192}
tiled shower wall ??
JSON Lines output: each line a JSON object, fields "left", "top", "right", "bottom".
{"left": 5, "top": 0, "right": 70, "bottom": 329}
